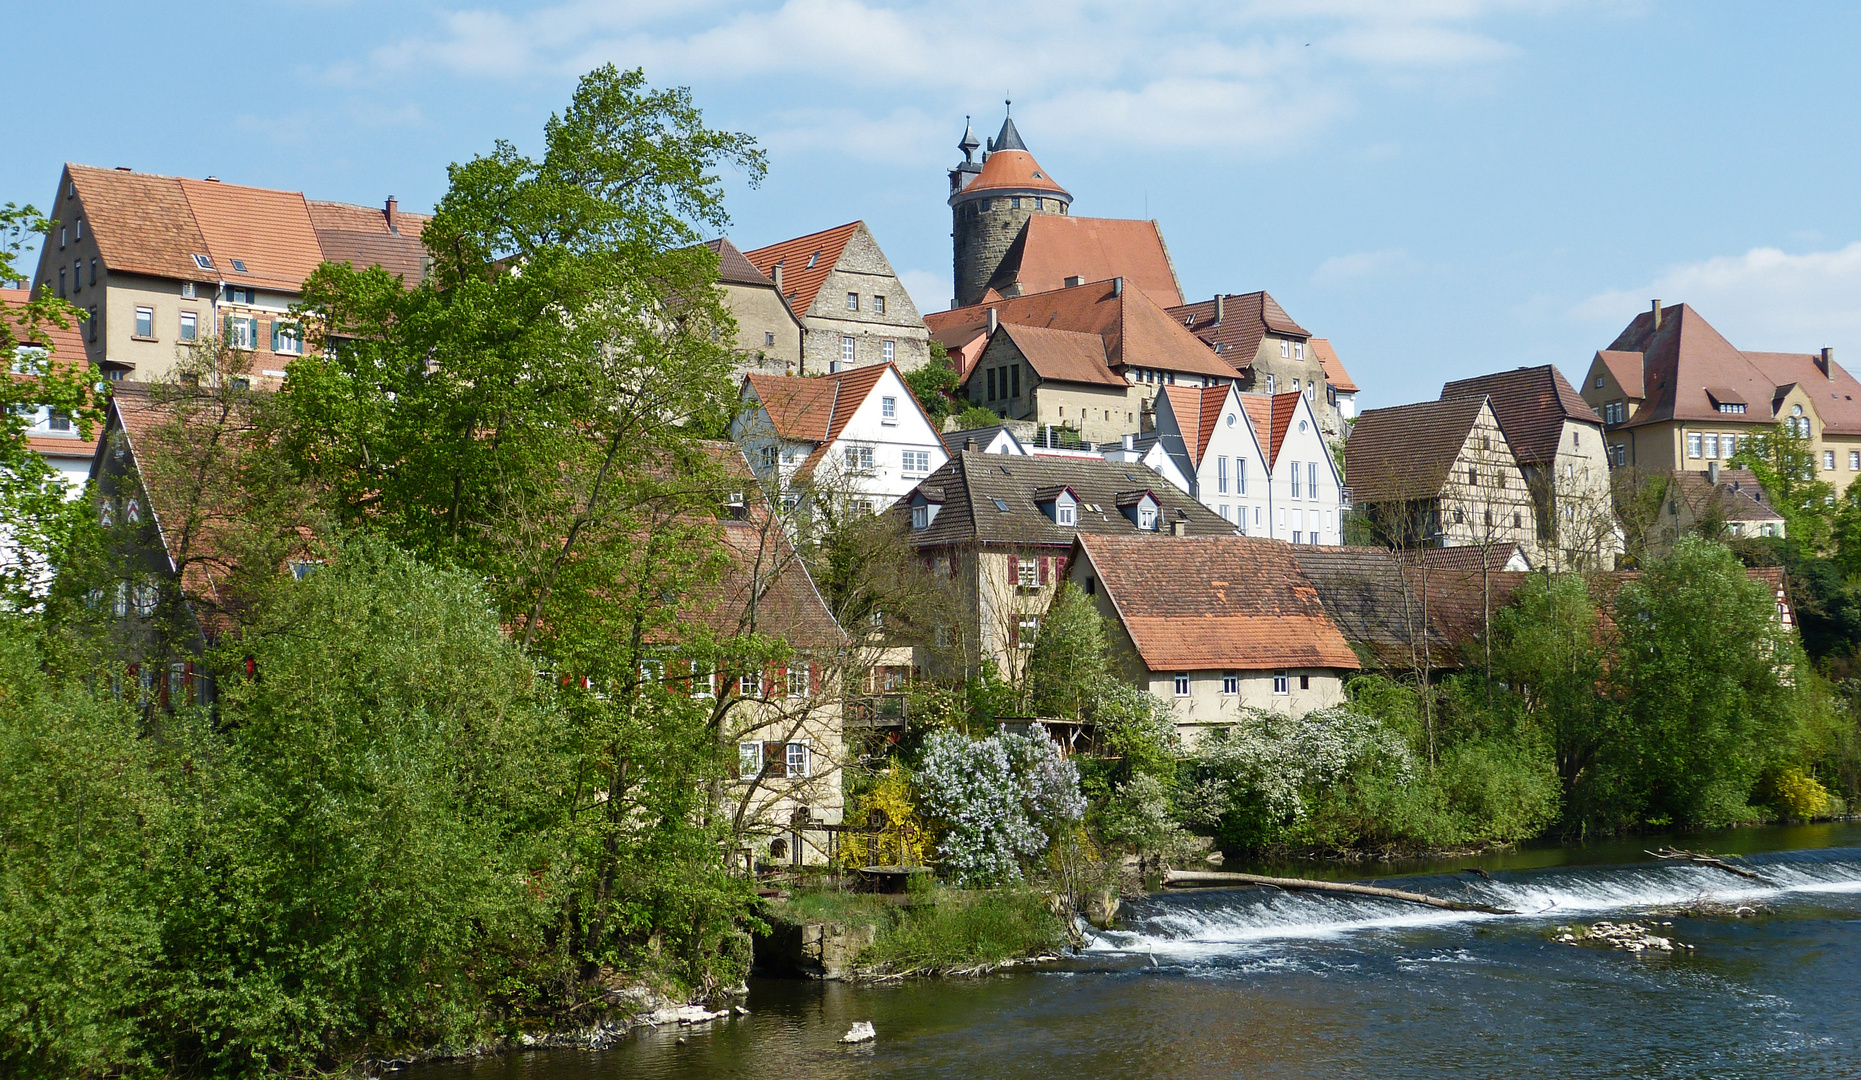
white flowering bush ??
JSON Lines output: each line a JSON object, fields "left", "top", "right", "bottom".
{"left": 1184, "top": 706, "right": 1413, "bottom": 846}
{"left": 914, "top": 724, "right": 1086, "bottom": 886}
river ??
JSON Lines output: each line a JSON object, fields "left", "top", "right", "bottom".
{"left": 422, "top": 823, "right": 1861, "bottom": 1079}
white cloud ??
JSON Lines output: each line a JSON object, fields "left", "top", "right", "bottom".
{"left": 1313, "top": 248, "right": 1413, "bottom": 283}
{"left": 1573, "top": 242, "right": 1861, "bottom": 353}
{"left": 342, "top": 0, "right": 1550, "bottom": 157}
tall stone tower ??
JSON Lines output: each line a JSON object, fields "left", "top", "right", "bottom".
{"left": 947, "top": 107, "right": 1072, "bottom": 308}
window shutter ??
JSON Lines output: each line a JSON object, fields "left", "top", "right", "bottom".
{"left": 270, "top": 321, "right": 279, "bottom": 352}
{"left": 764, "top": 741, "right": 787, "bottom": 778}
{"left": 1010, "top": 622, "right": 1019, "bottom": 648}
{"left": 809, "top": 663, "right": 819, "bottom": 696}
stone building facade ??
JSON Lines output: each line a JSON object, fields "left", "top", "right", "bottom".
{"left": 743, "top": 221, "right": 931, "bottom": 375}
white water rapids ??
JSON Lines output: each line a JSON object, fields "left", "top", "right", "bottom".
{"left": 1087, "top": 848, "right": 1861, "bottom": 958}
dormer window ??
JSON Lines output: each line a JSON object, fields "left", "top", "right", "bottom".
{"left": 911, "top": 504, "right": 928, "bottom": 530}
{"left": 1033, "top": 485, "right": 1079, "bottom": 526}
{"left": 1139, "top": 507, "right": 1157, "bottom": 529}
{"left": 1058, "top": 503, "right": 1075, "bottom": 526}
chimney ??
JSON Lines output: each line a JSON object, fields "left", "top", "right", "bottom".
{"left": 1822, "top": 347, "right": 1835, "bottom": 380}
{"left": 1171, "top": 520, "right": 1187, "bottom": 537}
{"left": 1112, "top": 276, "right": 1124, "bottom": 297}
{"left": 987, "top": 308, "right": 999, "bottom": 334}
{"left": 1708, "top": 460, "right": 1719, "bottom": 485}
{"left": 204, "top": 176, "right": 219, "bottom": 183}
{"left": 385, "top": 195, "right": 399, "bottom": 234}
{"left": 1122, "top": 433, "right": 1134, "bottom": 451}
{"left": 1063, "top": 275, "right": 1083, "bottom": 287}
{"left": 772, "top": 263, "right": 784, "bottom": 293}
{"left": 1214, "top": 294, "right": 1225, "bottom": 324}
{"left": 1651, "top": 299, "right": 1662, "bottom": 330}
{"left": 965, "top": 437, "right": 978, "bottom": 451}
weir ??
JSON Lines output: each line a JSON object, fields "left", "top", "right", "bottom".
{"left": 1090, "top": 846, "right": 1861, "bottom": 956}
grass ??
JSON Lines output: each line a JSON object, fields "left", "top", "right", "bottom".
{"left": 857, "top": 887, "right": 1068, "bottom": 975}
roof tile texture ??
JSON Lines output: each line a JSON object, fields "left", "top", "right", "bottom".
{"left": 1080, "top": 533, "right": 1359, "bottom": 672}
{"left": 1168, "top": 291, "right": 1309, "bottom": 374}
{"left": 742, "top": 221, "right": 860, "bottom": 318}
{"left": 1310, "top": 337, "right": 1357, "bottom": 393}
{"left": 988, "top": 216, "right": 1181, "bottom": 307}
{"left": 1345, "top": 397, "right": 1489, "bottom": 504}
{"left": 1440, "top": 365, "right": 1601, "bottom": 466}
{"left": 959, "top": 149, "right": 1070, "bottom": 198}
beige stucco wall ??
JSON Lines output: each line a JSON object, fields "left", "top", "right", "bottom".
{"left": 1537, "top": 418, "right": 1617, "bottom": 570}
{"left": 725, "top": 666, "right": 846, "bottom": 867}
{"left": 720, "top": 280, "right": 802, "bottom": 377}
{"left": 1241, "top": 334, "right": 1345, "bottom": 441}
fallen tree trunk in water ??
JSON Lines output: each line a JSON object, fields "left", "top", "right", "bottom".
{"left": 1646, "top": 848, "right": 1766, "bottom": 882}
{"left": 1161, "top": 869, "right": 1518, "bottom": 915}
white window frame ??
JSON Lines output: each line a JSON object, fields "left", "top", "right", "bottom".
{"left": 1217, "top": 456, "right": 1228, "bottom": 494}
{"left": 738, "top": 741, "right": 763, "bottom": 778}
{"left": 231, "top": 317, "right": 258, "bottom": 351}
{"left": 179, "top": 311, "right": 198, "bottom": 341}
{"left": 1173, "top": 674, "right": 1191, "bottom": 697}
{"left": 1279, "top": 339, "right": 1289, "bottom": 358}
{"left": 841, "top": 335, "right": 855, "bottom": 365}
{"left": 134, "top": 306, "right": 154, "bottom": 338}
{"left": 1687, "top": 433, "right": 1702, "bottom": 459}
{"left": 1221, "top": 673, "right": 1238, "bottom": 695}
{"left": 788, "top": 665, "right": 810, "bottom": 698}
{"left": 739, "top": 670, "right": 762, "bottom": 697}
{"left": 1703, "top": 433, "right": 1719, "bottom": 459}
{"left": 1294, "top": 341, "right": 1305, "bottom": 360}
{"left": 911, "top": 504, "right": 928, "bottom": 530}
{"left": 1057, "top": 502, "right": 1075, "bottom": 526}
{"left": 1017, "top": 613, "right": 1038, "bottom": 648}
{"left": 273, "top": 321, "right": 303, "bottom": 355}
{"left": 1273, "top": 671, "right": 1289, "bottom": 695}
{"left": 882, "top": 395, "right": 897, "bottom": 421}
{"left": 786, "top": 742, "right": 812, "bottom": 777}
{"left": 883, "top": 340, "right": 896, "bottom": 364}
{"left": 1825, "top": 450, "right": 1837, "bottom": 471}
{"left": 1138, "top": 507, "right": 1157, "bottom": 530}
{"left": 1018, "top": 557, "right": 1038, "bottom": 588}
{"left": 846, "top": 291, "right": 859, "bottom": 311}
{"left": 1290, "top": 461, "right": 1302, "bottom": 499}
{"left": 1308, "top": 462, "right": 1319, "bottom": 500}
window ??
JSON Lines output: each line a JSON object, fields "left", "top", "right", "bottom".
{"left": 843, "top": 445, "right": 873, "bottom": 470}
{"left": 230, "top": 317, "right": 258, "bottom": 350}
{"left": 911, "top": 504, "right": 928, "bottom": 529}
{"left": 841, "top": 336, "right": 855, "bottom": 365}
{"left": 787, "top": 742, "right": 811, "bottom": 777}
{"left": 1012, "top": 196, "right": 1021, "bottom": 209}
{"left": 1018, "top": 557, "right": 1039, "bottom": 588}
{"left": 1273, "top": 671, "right": 1289, "bottom": 695}
{"left": 738, "top": 742, "right": 763, "bottom": 778}
{"left": 1017, "top": 613, "right": 1038, "bottom": 647}
{"left": 874, "top": 295, "right": 886, "bottom": 315}
{"left": 1057, "top": 502, "right": 1075, "bottom": 525}
{"left": 134, "top": 307, "right": 153, "bottom": 338}
{"left": 1222, "top": 673, "right": 1238, "bottom": 695}
{"left": 9, "top": 347, "right": 45, "bottom": 375}
{"left": 1595, "top": 374, "right": 1605, "bottom": 388}
{"left": 788, "top": 666, "right": 810, "bottom": 698}
{"left": 1308, "top": 462, "right": 1318, "bottom": 499}
{"left": 87, "top": 306, "right": 97, "bottom": 342}
{"left": 1306, "top": 381, "right": 1315, "bottom": 402}
{"left": 903, "top": 449, "right": 931, "bottom": 475}
{"left": 1237, "top": 458, "right": 1247, "bottom": 495}
{"left": 759, "top": 445, "right": 777, "bottom": 470}
{"left": 691, "top": 668, "right": 715, "bottom": 698}
{"left": 764, "top": 331, "right": 775, "bottom": 347}
{"left": 1174, "top": 674, "right": 1191, "bottom": 697}
{"left": 1513, "top": 511, "right": 1523, "bottom": 529}
{"left": 1293, "top": 531, "right": 1303, "bottom": 544}
{"left": 1010, "top": 364, "right": 1020, "bottom": 398}
{"left": 1686, "top": 432, "right": 1702, "bottom": 459}
{"left": 1265, "top": 374, "right": 1275, "bottom": 394}
{"left": 1718, "top": 402, "right": 1746, "bottom": 414}
{"left": 71, "top": 259, "right": 80, "bottom": 293}
{"left": 1291, "top": 461, "right": 1302, "bottom": 498}
{"left": 882, "top": 395, "right": 897, "bottom": 421}
{"left": 1825, "top": 450, "right": 1837, "bottom": 471}
{"left": 231, "top": 259, "right": 247, "bottom": 274}
{"left": 986, "top": 368, "right": 997, "bottom": 401}
{"left": 1850, "top": 451, "right": 1859, "bottom": 471}
{"left": 1217, "top": 456, "right": 1229, "bottom": 494}
{"left": 272, "top": 322, "right": 302, "bottom": 355}
{"left": 57, "top": 268, "right": 65, "bottom": 297}
{"left": 192, "top": 254, "right": 214, "bottom": 270}
{"left": 1467, "top": 466, "right": 1478, "bottom": 486}
{"left": 883, "top": 339, "right": 895, "bottom": 364}
{"left": 1292, "top": 378, "right": 1301, "bottom": 397}
{"left": 1279, "top": 339, "right": 1289, "bottom": 358}
{"left": 1295, "top": 341, "right": 1305, "bottom": 360}
{"left": 847, "top": 292, "right": 859, "bottom": 311}
{"left": 88, "top": 258, "right": 96, "bottom": 287}
{"left": 1299, "top": 674, "right": 1311, "bottom": 690}
{"left": 181, "top": 281, "right": 197, "bottom": 299}
{"left": 225, "top": 285, "right": 254, "bottom": 304}
{"left": 1703, "top": 434, "right": 1719, "bottom": 459}
{"left": 1724, "top": 434, "right": 1737, "bottom": 458}
{"left": 739, "top": 670, "right": 762, "bottom": 697}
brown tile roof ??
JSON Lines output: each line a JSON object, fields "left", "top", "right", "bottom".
{"left": 987, "top": 216, "right": 1182, "bottom": 307}
{"left": 998, "top": 323, "right": 1127, "bottom": 387}
{"left": 942, "top": 279, "right": 1238, "bottom": 386}
{"left": 1234, "top": 391, "right": 1303, "bottom": 466}
{"left": 1293, "top": 545, "right": 1530, "bottom": 668}
{"left": 1344, "top": 396, "right": 1487, "bottom": 504}
{"left": 960, "top": 148, "right": 1069, "bottom": 199}
{"left": 742, "top": 221, "right": 860, "bottom": 318}
{"left": 1667, "top": 468, "right": 1784, "bottom": 524}
{"left": 1440, "top": 365, "right": 1601, "bottom": 467}
{"left": 705, "top": 237, "right": 774, "bottom": 288}
{"left": 1167, "top": 291, "right": 1309, "bottom": 374}
{"left": 1311, "top": 338, "right": 1357, "bottom": 393}
{"left": 1596, "top": 349, "right": 1644, "bottom": 398}
{"left": 65, "top": 165, "right": 429, "bottom": 290}
{"left": 664, "top": 513, "right": 847, "bottom": 648}
{"left": 1078, "top": 534, "right": 1358, "bottom": 672}
{"left": 899, "top": 451, "right": 1234, "bottom": 549}
{"left": 1602, "top": 304, "right": 1861, "bottom": 435}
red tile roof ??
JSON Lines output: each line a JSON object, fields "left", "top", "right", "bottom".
{"left": 1440, "top": 365, "right": 1601, "bottom": 466}
{"left": 1167, "top": 291, "right": 1309, "bottom": 374}
{"left": 999, "top": 324, "right": 1128, "bottom": 387}
{"left": 1310, "top": 337, "right": 1357, "bottom": 393}
{"left": 1078, "top": 533, "right": 1359, "bottom": 672}
{"left": 64, "top": 164, "right": 430, "bottom": 290}
{"left": 1233, "top": 391, "right": 1303, "bottom": 466}
{"left": 742, "top": 363, "right": 915, "bottom": 475}
{"left": 4, "top": 288, "right": 100, "bottom": 461}
{"left": 1602, "top": 303, "right": 1861, "bottom": 435}
{"left": 1158, "top": 384, "right": 1230, "bottom": 467}
{"left": 1596, "top": 349, "right": 1644, "bottom": 398}
{"left": 705, "top": 237, "right": 774, "bottom": 287}
{"left": 960, "top": 149, "right": 1069, "bottom": 199}
{"left": 940, "top": 279, "right": 1238, "bottom": 387}
{"left": 987, "top": 216, "right": 1181, "bottom": 307}
{"left": 742, "top": 221, "right": 860, "bottom": 318}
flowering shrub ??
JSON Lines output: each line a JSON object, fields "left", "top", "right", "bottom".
{"left": 914, "top": 724, "right": 1085, "bottom": 885}
{"left": 1183, "top": 706, "right": 1413, "bottom": 844}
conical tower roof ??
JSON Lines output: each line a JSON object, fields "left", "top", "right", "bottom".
{"left": 992, "top": 113, "right": 1027, "bottom": 153}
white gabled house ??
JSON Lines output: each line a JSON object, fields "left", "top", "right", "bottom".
{"left": 1239, "top": 391, "right": 1346, "bottom": 546}
{"left": 1147, "top": 383, "right": 1268, "bottom": 532}
{"left": 733, "top": 363, "right": 949, "bottom": 514}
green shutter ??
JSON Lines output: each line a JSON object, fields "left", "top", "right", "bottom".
{"left": 270, "top": 321, "right": 279, "bottom": 352}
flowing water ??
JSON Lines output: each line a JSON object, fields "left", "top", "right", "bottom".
{"left": 423, "top": 824, "right": 1861, "bottom": 1079}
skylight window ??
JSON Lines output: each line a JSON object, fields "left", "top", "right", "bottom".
{"left": 807, "top": 251, "right": 820, "bottom": 268}
{"left": 192, "top": 254, "right": 213, "bottom": 270}
{"left": 231, "top": 258, "right": 248, "bottom": 273}
{"left": 992, "top": 498, "right": 1011, "bottom": 512}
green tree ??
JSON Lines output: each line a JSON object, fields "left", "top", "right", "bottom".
{"left": 901, "top": 341, "right": 961, "bottom": 426}
{"left": 0, "top": 204, "right": 101, "bottom": 607}
{"left": 1733, "top": 423, "right": 1833, "bottom": 550}
{"left": 1492, "top": 573, "right": 1605, "bottom": 806}
{"left": 1024, "top": 582, "right": 1106, "bottom": 717}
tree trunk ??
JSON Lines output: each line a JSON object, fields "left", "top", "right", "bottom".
{"left": 1162, "top": 869, "right": 1517, "bottom": 915}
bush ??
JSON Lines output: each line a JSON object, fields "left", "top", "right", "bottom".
{"left": 914, "top": 725, "right": 1084, "bottom": 885}
{"left": 857, "top": 886, "right": 1066, "bottom": 974}
{"left": 1755, "top": 767, "right": 1838, "bottom": 820}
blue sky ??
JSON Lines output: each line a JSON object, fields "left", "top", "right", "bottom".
{"left": 10, "top": 1, "right": 1861, "bottom": 409}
